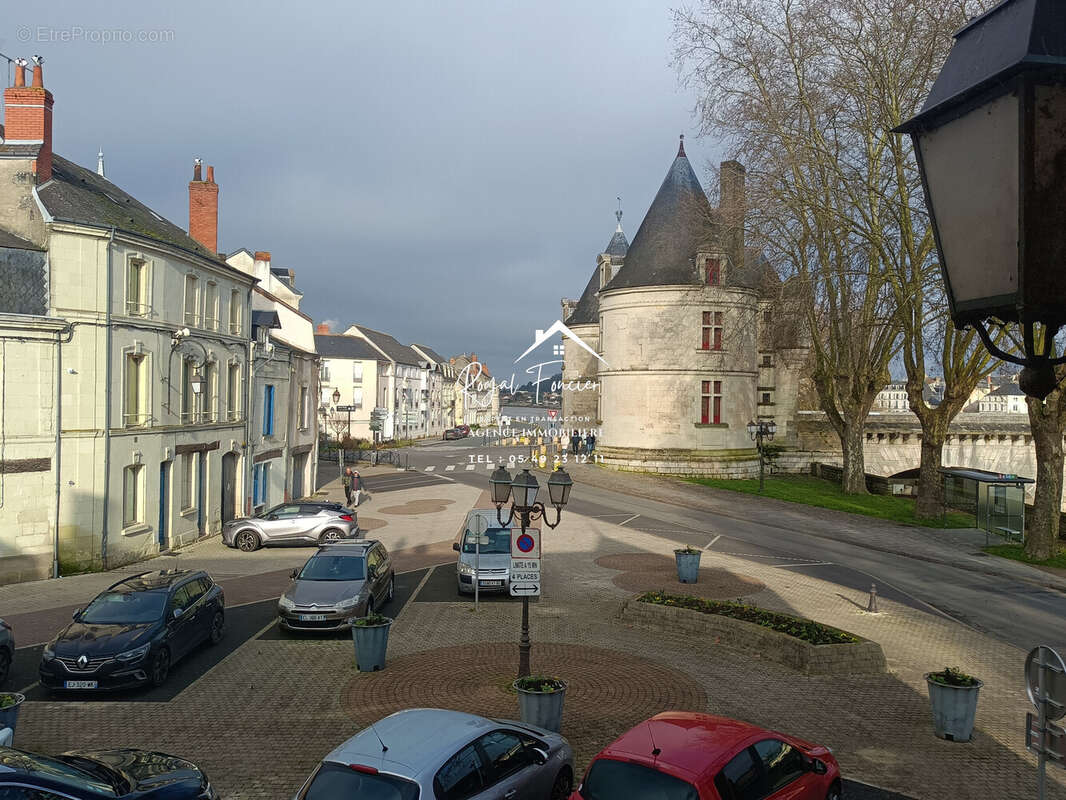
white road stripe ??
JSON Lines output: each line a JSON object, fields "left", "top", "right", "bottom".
{"left": 396, "top": 467, "right": 405, "bottom": 472}
{"left": 445, "top": 465, "right": 455, "bottom": 471}
{"left": 465, "top": 464, "right": 476, "bottom": 471}
{"left": 705, "top": 534, "right": 721, "bottom": 550}
{"left": 618, "top": 514, "right": 640, "bottom": 526}
{"left": 772, "top": 561, "right": 834, "bottom": 568}
{"left": 425, "top": 466, "right": 436, "bottom": 472}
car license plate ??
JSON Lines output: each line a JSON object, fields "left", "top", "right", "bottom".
{"left": 64, "top": 680, "right": 97, "bottom": 689}
{"left": 480, "top": 580, "right": 503, "bottom": 587}
{"left": 298, "top": 614, "right": 328, "bottom": 621}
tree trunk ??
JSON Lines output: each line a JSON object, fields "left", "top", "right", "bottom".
{"left": 1027, "top": 394, "right": 1065, "bottom": 560}
{"left": 915, "top": 432, "right": 946, "bottom": 519}
{"left": 840, "top": 416, "right": 868, "bottom": 495}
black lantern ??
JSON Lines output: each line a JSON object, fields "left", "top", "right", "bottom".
{"left": 332, "top": 388, "right": 341, "bottom": 405}
{"left": 511, "top": 469, "right": 540, "bottom": 510}
{"left": 546, "top": 467, "right": 573, "bottom": 508}
{"left": 895, "top": 0, "right": 1066, "bottom": 398}
{"left": 490, "top": 465, "right": 513, "bottom": 505}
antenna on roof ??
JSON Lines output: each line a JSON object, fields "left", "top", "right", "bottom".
{"left": 369, "top": 722, "right": 389, "bottom": 753}
{"left": 648, "top": 722, "right": 661, "bottom": 759}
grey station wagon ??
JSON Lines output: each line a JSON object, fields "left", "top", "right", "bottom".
{"left": 294, "top": 708, "right": 574, "bottom": 800}
{"left": 222, "top": 501, "right": 358, "bottom": 552}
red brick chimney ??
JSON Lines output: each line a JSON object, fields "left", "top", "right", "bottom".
{"left": 3, "top": 58, "right": 54, "bottom": 183}
{"left": 316, "top": 323, "right": 330, "bottom": 334}
{"left": 188, "top": 160, "right": 219, "bottom": 252}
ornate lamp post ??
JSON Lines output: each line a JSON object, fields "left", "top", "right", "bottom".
{"left": 895, "top": 0, "right": 1066, "bottom": 399}
{"left": 747, "top": 419, "right": 776, "bottom": 492}
{"left": 489, "top": 465, "right": 573, "bottom": 677}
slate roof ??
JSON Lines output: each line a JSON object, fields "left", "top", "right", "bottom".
{"left": 251, "top": 310, "right": 281, "bottom": 331}
{"left": 270, "top": 267, "right": 301, "bottom": 292}
{"left": 0, "top": 143, "right": 42, "bottom": 158}
{"left": 604, "top": 226, "right": 629, "bottom": 258}
{"left": 349, "top": 325, "right": 423, "bottom": 366}
{"left": 0, "top": 229, "right": 44, "bottom": 251}
{"left": 35, "top": 155, "right": 246, "bottom": 277}
{"left": 988, "top": 382, "right": 1025, "bottom": 397}
{"left": 566, "top": 269, "right": 601, "bottom": 326}
{"left": 411, "top": 343, "right": 446, "bottom": 364}
{"left": 605, "top": 141, "right": 721, "bottom": 291}
{"left": 314, "top": 334, "right": 380, "bottom": 361}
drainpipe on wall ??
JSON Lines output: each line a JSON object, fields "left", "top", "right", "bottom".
{"left": 52, "top": 329, "right": 62, "bottom": 578}
{"left": 243, "top": 285, "right": 253, "bottom": 515}
{"left": 99, "top": 226, "right": 116, "bottom": 570}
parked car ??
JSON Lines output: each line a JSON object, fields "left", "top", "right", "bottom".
{"left": 38, "top": 570, "right": 225, "bottom": 692}
{"left": 0, "top": 618, "right": 12, "bottom": 686}
{"left": 444, "top": 427, "right": 464, "bottom": 440}
{"left": 222, "top": 501, "right": 358, "bottom": 552}
{"left": 277, "top": 540, "right": 395, "bottom": 632}
{"left": 0, "top": 744, "right": 218, "bottom": 799}
{"left": 572, "top": 712, "right": 841, "bottom": 800}
{"left": 457, "top": 424, "right": 471, "bottom": 437}
{"left": 294, "top": 708, "right": 574, "bottom": 800}
{"left": 454, "top": 509, "right": 513, "bottom": 595}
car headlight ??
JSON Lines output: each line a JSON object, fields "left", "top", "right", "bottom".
{"left": 336, "top": 596, "right": 361, "bottom": 610}
{"left": 42, "top": 644, "right": 55, "bottom": 661}
{"left": 278, "top": 596, "right": 296, "bottom": 610}
{"left": 457, "top": 561, "right": 475, "bottom": 576}
{"left": 116, "top": 644, "right": 150, "bottom": 663}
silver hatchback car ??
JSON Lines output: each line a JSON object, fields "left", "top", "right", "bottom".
{"left": 293, "top": 708, "right": 574, "bottom": 800}
{"left": 222, "top": 501, "right": 358, "bottom": 552}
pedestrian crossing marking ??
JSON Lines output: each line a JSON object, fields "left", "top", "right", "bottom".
{"left": 465, "top": 464, "right": 476, "bottom": 471}
{"left": 445, "top": 465, "right": 455, "bottom": 471}
{"left": 425, "top": 466, "right": 435, "bottom": 472}
{"left": 396, "top": 467, "right": 405, "bottom": 472}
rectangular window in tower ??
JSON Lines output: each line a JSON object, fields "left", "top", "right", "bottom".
{"left": 761, "top": 392, "right": 772, "bottom": 405}
{"left": 706, "top": 258, "right": 721, "bottom": 285}
{"left": 701, "top": 380, "right": 722, "bottom": 424}
{"left": 701, "top": 312, "right": 724, "bottom": 351}
{"left": 762, "top": 354, "right": 772, "bottom": 367}
{"left": 263, "top": 384, "right": 276, "bottom": 436}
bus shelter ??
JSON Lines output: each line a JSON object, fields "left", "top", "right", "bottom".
{"left": 940, "top": 467, "right": 1034, "bottom": 545}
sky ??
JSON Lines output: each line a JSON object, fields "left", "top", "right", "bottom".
{"left": 2, "top": 1, "right": 721, "bottom": 373}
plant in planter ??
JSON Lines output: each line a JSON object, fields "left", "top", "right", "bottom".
{"left": 674, "top": 546, "right": 702, "bottom": 584}
{"left": 349, "top": 613, "right": 394, "bottom": 672}
{"left": 513, "top": 675, "right": 567, "bottom": 733}
{"left": 925, "top": 667, "right": 983, "bottom": 742}
{"left": 0, "top": 692, "right": 25, "bottom": 735}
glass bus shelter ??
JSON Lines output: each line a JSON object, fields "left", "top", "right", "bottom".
{"left": 940, "top": 467, "right": 1034, "bottom": 545}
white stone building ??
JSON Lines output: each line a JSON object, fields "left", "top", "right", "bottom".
{"left": 875, "top": 382, "right": 911, "bottom": 412}
{"left": 979, "top": 382, "right": 1027, "bottom": 414}
{"left": 451, "top": 353, "right": 500, "bottom": 427}
{"left": 315, "top": 326, "right": 382, "bottom": 443}
{"left": 0, "top": 63, "right": 255, "bottom": 578}
{"left": 561, "top": 137, "right": 809, "bottom": 475}
{"left": 411, "top": 343, "right": 454, "bottom": 437}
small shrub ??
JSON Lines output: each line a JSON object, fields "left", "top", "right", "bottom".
{"left": 927, "top": 666, "right": 979, "bottom": 687}
{"left": 515, "top": 675, "right": 565, "bottom": 693}
{"left": 674, "top": 546, "right": 701, "bottom": 555}
{"left": 0, "top": 693, "right": 22, "bottom": 710}
{"left": 351, "top": 613, "right": 391, "bottom": 628}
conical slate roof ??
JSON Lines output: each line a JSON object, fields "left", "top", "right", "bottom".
{"left": 604, "top": 225, "right": 629, "bottom": 258}
{"left": 605, "top": 137, "right": 719, "bottom": 291}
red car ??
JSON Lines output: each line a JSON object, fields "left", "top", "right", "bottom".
{"left": 571, "top": 712, "right": 841, "bottom": 800}
{"left": 457, "top": 424, "right": 471, "bottom": 437}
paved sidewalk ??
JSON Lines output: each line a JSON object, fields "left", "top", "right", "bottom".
{"left": 555, "top": 461, "right": 1066, "bottom": 592}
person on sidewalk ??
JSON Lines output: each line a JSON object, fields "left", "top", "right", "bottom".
{"left": 342, "top": 467, "right": 354, "bottom": 507}
{"left": 352, "top": 469, "right": 363, "bottom": 507}
{"left": 570, "top": 430, "right": 581, "bottom": 457}
{"left": 586, "top": 431, "right": 596, "bottom": 456}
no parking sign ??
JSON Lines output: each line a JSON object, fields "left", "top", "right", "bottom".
{"left": 510, "top": 528, "right": 541, "bottom": 596}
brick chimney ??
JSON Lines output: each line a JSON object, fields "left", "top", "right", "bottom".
{"left": 253, "top": 250, "right": 271, "bottom": 282}
{"left": 720, "top": 160, "right": 746, "bottom": 272}
{"left": 188, "top": 160, "right": 219, "bottom": 253}
{"left": 316, "top": 323, "right": 331, "bottom": 334}
{"left": 3, "top": 58, "right": 54, "bottom": 183}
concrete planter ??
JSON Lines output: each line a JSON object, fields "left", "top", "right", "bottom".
{"left": 0, "top": 693, "right": 24, "bottom": 736}
{"left": 674, "top": 550, "right": 701, "bottom": 583}
{"left": 514, "top": 679, "right": 567, "bottom": 733}
{"left": 926, "top": 676, "right": 982, "bottom": 742}
{"left": 350, "top": 617, "right": 393, "bottom": 672}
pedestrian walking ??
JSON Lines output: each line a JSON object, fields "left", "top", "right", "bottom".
{"left": 586, "top": 431, "right": 596, "bottom": 455}
{"left": 570, "top": 430, "right": 581, "bottom": 456}
{"left": 342, "top": 467, "right": 354, "bottom": 506}
{"left": 352, "top": 469, "right": 363, "bottom": 507}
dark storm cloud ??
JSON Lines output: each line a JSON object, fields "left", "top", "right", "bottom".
{"left": 3, "top": 0, "right": 716, "bottom": 370}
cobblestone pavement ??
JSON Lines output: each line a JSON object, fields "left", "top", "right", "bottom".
{"left": 6, "top": 479, "right": 1063, "bottom": 799}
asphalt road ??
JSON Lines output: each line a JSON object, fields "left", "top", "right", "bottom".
{"left": 398, "top": 439, "right": 1066, "bottom": 654}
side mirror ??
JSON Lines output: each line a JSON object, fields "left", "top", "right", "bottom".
{"left": 809, "top": 759, "right": 827, "bottom": 775}
{"left": 290, "top": 569, "right": 298, "bottom": 580}
{"left": 531, "top": 748, "right": 548, "bottom": 766}
{"left": 172, "top": 608, "right": 183, "bottom": 620}
{"left": 452, "top": 542, "right": 460, "bottom": 552}
{"left": 72, "top": 608, "right": 82, "bottom": 621}
{"left": 266, "top": 514, "right": 278, "bottom": 521}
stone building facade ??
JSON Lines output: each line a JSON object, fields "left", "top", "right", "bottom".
{"left": 562, "top": 137, "right": 809, "bottom": 475}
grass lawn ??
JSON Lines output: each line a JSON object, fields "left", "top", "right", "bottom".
{"left": 983, "top": 543, "right": 1066, "bottom": 570}
{"left": 686, "top": 474, "right": 975, "bottom": 529}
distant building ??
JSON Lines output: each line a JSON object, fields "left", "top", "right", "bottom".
{"left": 875, "top": 382, "right": 911, "bottom": 412}
{"left": 451, "top": 353, "right": 499, "bottom": 427}
{"left": 979, "top": 382, "right": 1027, "bottom": 414}
{"left": 315, "top": 327, "right": 381, "bottom": 442}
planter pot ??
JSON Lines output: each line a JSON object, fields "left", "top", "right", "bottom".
{"left": 675, "top": 551, "right": 701, "bottom": 584}
{"left": 0, "top": 693, "right": 24, "bottom": 735}
{"left": 514, "top": 680, "right": 567, "bottom": 733}
{"left": 926, "top": 676, "right": 983, "bottom": 742}
{"left": 350, "top": 618, "right": 393, "bottom": 672}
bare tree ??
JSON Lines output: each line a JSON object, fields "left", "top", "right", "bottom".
{"left": 1026, "top": 363, "right": 1066, "bottom": 559}
{"left": 674, "top": 0, "right": 995, "bottom": 500}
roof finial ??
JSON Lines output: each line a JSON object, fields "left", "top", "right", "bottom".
{"left": 97, "top": 149, "right": 106, "bottom": 178}
{"left": 678, "top": 133, "right": 686, "bottom": 157}
{"left": 615, "top": 197, "right": 623, "bottom": 231}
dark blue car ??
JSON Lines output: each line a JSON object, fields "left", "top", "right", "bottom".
{"left": 0, "top": 746, "right": 216, "bottom": 799}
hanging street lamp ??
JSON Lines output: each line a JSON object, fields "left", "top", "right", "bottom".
{"left": 894, "top": 0, "right": 1066, "bottom": 399}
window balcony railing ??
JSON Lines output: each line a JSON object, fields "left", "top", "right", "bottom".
{"left": 125, "top": 301, "right": 151, "bottom": 317}
{"left": 202, "top": 408, "right": 217, "bottom": 423}
{"left": 180, "top": 410, "right": 201, "bottom": 424}
{"left": 123, "top": 411, "right": 150, "bottom": 428}
{"left": 229, "top": 321, "right": 241, "bottom": 335}
{"left": 226, "top": 409, "right": 241, "bottom": 422}
{"left": 184, "top": 311, "right": 201, "bottom": 328}
{"left": 204, "top": 315, "right": 219, "bottom": 332}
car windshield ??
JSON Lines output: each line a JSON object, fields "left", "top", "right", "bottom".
{"left": 302, "top": 763, "right": 419, "bottom": 800}
{"left": 580, "top": 758, "right": 699, "bottom": 800}
{"left": 298, "top": 555, "right": 366, "bottom": 581}
{"left": 79, "top": 590, "right": 167, "bottom": 624}
{"left": 462, "top": 528, "right": 511, "bottom": 555}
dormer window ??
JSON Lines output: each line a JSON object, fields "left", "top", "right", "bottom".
{"left": 705, "top": 257, "right": 722, "bottom": 286}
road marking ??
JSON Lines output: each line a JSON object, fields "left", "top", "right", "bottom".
{"left": 618, "top": 514, "right": 640, "bottom": 526}
{"left": 705, "top": 534, "right": 721, "bottom": 550}
{"left": 465, "top": 464, "right": 476, "bottom": 471}
{"left": 445, "top": 465, "right": 455, "bottom": 471}
{"left": 771, "top": 561, "right": 834, "bottom": 568}
{"left": 396, "top": 467, "right": 405, "bottom": 472}
{"left": 425, "top": 466, "right": 435, "bottom": 472}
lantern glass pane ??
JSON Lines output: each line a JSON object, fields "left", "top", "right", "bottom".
{"left": 547, "top": 469, "right": 573, "bottom": 507}
{"left": 918, "top": 90, "right": 1019, "bottom": 315}
{"left": 490, "top": 467, "right": 513, "bottom": 504}
{"left": 513, "top": 470, "right": 539, "bottom": 508}
{"left": 1026, "top": 82, "right": 1066, "bottom": 316}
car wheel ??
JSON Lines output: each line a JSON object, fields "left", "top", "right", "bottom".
{"left": 149, "top": 647, "right": 171, "bottom": 687}
{"left": 0, "top": 648, "right": 10, "bottom": 686}
{"left": 208, "top": 610, "right": 225, "bottom": 645}
{"left": 386, "top": 575, "right": 395, "bottom": 603}
{"left": 320, "top": 528, "right": 343, "bottom": 544}
{"left": 549, "top": 767, "right": 572, "bottom": 800}
{"left": 235, "top": 530, "right": 260, "bottom": 552}
{"left": 826, "top": 781, "right": 843, "bottom": 800}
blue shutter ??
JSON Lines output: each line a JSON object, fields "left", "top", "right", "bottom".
{"left": 263, "top": 385, "right": 275, "bottom": 436}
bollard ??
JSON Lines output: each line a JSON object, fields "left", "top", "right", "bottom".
{"left": 866, "top": 583, "right": 879, "bottom": 613}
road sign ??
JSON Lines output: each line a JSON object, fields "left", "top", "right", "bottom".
{"left": 510, "top": 529, "right": 541, "bottom": 596}
{"left": 1028, "top": 646, "right": 1066, "bottom": 722}
{"left": 547, "top": 409, "right": 558, "bottom": 419}
{"left": 510, "top": 583, "right": 540, "bottom": 596}
{"left": 1028, "top": 713, "right": 1066, "bottom": 763}
{"left": 335, "top": 405, "right": 357, "bottom": 412}
{"left": 511, "top": 528, "right": 541, "bottom": 559}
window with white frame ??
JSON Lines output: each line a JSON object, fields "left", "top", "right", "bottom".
{"left": 126, "top": 258, "right": 149, "bottom": 316}
{"left": 203, "top": 361, "right": 218, "bottom": 422}
{"left": 299, "top": 385, "right": 309, "bottom": 430}
{"left": 124, "top": 353, "right": 149, "bottom": 427}
{"left": 229, "top": 289, "right": 242, "bottom": 335}
{"left": 353, "top": 388, "right": 363, "bottom": 409}
{"left": 181, "top": 453, "right": 197, "bottom": 510}
{"left": 252, "top": 462, "right": 270, "bottom": 507}
{"left": 320, "top": 362, "right": 330, "bottom": 382}
{"left": 122, "top": 464, "right": 144, "bottom": 527}
{"left": 205, "top": 281, "right": 218, "bottom": 331}
{"left": 352, "top": 362, "right": 363, "bottom": 382}
{"left": 181, "top": 358, "right": 200, "bottom": 423}
{"left": 184, "top": 275, "right": 200, "bottom": 327}
{"left": 227, "top": 363, "right": 240, "bottom": 421}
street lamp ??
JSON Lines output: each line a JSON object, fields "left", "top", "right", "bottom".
{"left": 332, "top": 388, "right": 341, "bottom": 405}
{"left": 747, "top": 419, "right": 776, "bottom": 492}
{"left": 490, "top": 465, "right": 573, "bottom": 678}
{"left": 190, "top": 369, "right": 204, "bottom": 395}
{"left": 894, "top": 0, "right": 1066, "bottom": 399}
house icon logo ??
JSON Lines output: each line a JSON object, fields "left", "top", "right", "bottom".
{"left": 514, "top": 320, "right": 608, "bottom": 367}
